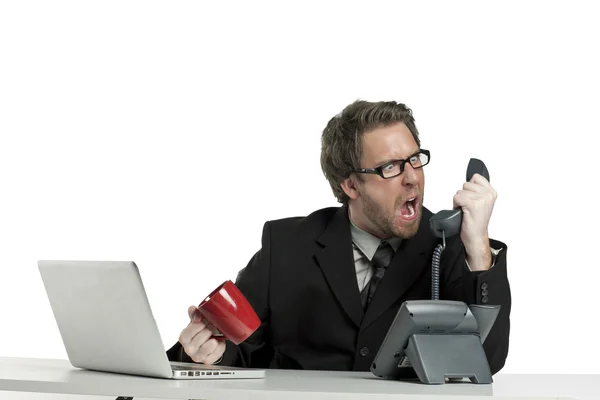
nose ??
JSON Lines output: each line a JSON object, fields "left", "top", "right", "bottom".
{"left": 402, "top": 163, "right": 419, "bottom": 187}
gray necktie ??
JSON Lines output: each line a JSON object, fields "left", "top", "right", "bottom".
{"left": 361, "top": 241, "right": 395, "bottom": 309}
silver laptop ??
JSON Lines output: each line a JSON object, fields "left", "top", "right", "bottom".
{"left": 38, "top": 260, "right": 265, "bottom": 380}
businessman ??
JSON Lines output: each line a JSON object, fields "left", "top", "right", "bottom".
{"left": 167, "top": 100, "right": 511, "bottom": 373}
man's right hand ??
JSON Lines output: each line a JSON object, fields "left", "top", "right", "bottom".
{"left": 179, "top": 306, "right": 226, "bottom": 364}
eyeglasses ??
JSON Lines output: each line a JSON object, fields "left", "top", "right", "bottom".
{"left": 353, "top": 149, "right": 430, "bottom": 179}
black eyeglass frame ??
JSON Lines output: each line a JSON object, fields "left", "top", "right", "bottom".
{"left": 352, "top": 149, "right": 431, "bottom": 179}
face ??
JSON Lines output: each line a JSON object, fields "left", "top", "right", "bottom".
{"left": 343, "top": 122, "right": 425, "bottom": 239}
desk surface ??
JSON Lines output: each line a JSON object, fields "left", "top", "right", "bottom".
{"left": 0, "top": 357, "right": 598, "bottom": 400}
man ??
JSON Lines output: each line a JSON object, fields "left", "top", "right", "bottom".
{"left": 167, "top": 100, "right": 511, "bottom": 373}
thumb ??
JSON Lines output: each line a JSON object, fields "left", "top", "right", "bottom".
{"left": 187, "top": 305, "right": 198, "bottom": 321}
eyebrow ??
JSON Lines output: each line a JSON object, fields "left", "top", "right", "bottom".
{"left": 374, "top": 149, "right": 420, "bottom": 167}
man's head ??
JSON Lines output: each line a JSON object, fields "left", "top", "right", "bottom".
{"left": 320, "top": 100, "right": 428, "bottom": 239}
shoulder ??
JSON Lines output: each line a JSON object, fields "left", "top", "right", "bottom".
{"left": 264, "top": 206, "right": 341, "bottom": 239}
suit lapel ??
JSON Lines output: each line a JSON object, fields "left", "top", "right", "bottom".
{"left": 314, "top": 206, "right": 364, "bottom": 327}
{"left": 360, "top": 212, "right": 436, "bottom": 331}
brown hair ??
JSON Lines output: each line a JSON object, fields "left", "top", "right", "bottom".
{"left": 320, "top": 100, "right": 421, "bottom": 204}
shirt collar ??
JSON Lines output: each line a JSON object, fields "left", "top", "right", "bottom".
{"left": 348, "top": 208, "right": 402, "bottom": 261}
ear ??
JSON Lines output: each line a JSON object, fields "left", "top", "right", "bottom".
{"left": 340, "top": 175, "right": 361, "bottom": 200}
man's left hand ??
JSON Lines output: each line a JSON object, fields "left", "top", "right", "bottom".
{"left": 453, "top": 173, "right": 497, "bottom": 271}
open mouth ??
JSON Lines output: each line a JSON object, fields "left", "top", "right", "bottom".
{"left": 400, "top": 196, "right": 418, "bottom": 221}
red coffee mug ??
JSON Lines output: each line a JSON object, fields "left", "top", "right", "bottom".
{"left": 195, "top": 280, "right": 260, "bottom": 345}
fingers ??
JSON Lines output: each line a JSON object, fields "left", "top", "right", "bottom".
{"left": 188, "top": 326, "right": 216, "bottom": 352}
{"left": 188, "top": 306, "right": 215, "bottom": 328}
{"left": 179, "top": 318, "right": 208, "bottom": 347}
{"left": 459, "top": 174, "right": 497, "bottom": 206}
{"left": 180, "top": 305, "right": 225, "bottom": 364}
{"left": 462, "top": 181, "right": 487, "bottom": 194}
{"left": 188, "top": 336, "right": 225, "bottom": 364}
{"left": 206, "top": 340, "right": 227, "bottom": 364}
{"left": 470, "top": 173, "right": 492, "bottom": 187}
{"left": 180, "top": 305, "right": 207, "bottom": 347}
{"left": 454, "top": 186, "right": 497, "bottom": 209}
{"left": 466, "top": 173, "right": 495, "bottom": 190}
{"left": 202, "top": 339, "right": 227, "bottom": 365}
{"left": 453, "top": 190, "right": 477, "bottom": 209}
{"left": 179, "top": 323, "right": 216, "bottom": 363}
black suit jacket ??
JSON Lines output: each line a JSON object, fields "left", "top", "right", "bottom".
{"left": 168, "top": 205, "right": 511, "bottom": 373}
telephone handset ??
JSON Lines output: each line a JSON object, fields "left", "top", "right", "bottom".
{"left": 429, "top": 158, "right": 490, "bottom": 239}
{"left": 428, "top": 158, "right": 490, "bottom": 300}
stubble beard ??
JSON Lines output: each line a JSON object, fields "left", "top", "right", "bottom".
{"left": 361, "top": 192, "right": 423, "bottom": 239}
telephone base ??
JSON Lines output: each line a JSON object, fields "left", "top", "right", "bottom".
{"left": 405, "top": 333, "right": 492, "bottom": 384}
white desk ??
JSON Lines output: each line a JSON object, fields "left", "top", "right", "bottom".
{"left": 0, "top": 357, "right": 598, "bottom": 400}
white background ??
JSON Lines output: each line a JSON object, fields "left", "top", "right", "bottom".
{"left": 1, "top": 0, "right": 599, "bottom": 375}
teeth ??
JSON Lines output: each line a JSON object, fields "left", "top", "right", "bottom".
{"left": 401, "top": 197, "right": 417, "bottom": 218}
{"left": 407, "top": 202, "right": 415, "bottom": 217}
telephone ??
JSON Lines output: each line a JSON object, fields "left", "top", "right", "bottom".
{"left": 428, "top": 158, "right": 490, "bottom": 300}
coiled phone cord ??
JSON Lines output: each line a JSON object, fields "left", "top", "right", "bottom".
{"left": 431, "top": 231, "right": 446, "bottom": 301}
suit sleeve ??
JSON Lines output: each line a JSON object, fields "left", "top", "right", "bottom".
{"left": 167, "top": 222, "right": 274, "bottom": 367}
{"left": 440, "top": 236, "right": 511, "bottom": 375}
